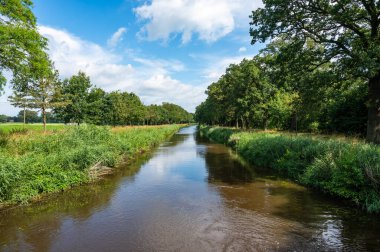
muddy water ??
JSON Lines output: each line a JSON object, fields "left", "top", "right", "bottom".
{"left": 0, "top": 126, "right": 380, "bottom": 251}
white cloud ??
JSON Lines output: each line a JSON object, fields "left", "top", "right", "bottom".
{"left": 202, "top": 54, "right": 255, "bottom": 82}
{"left": 238, "top": 47, "right": 247, "bottom": 53}
{"left": 37, "top": 26, "right": 205, "bottom": 112}
{"left": 134, "top": 0, "right": 263, "bottom": 43}
{"left": 107, "top": 27, "right": 127, "bottom": 47}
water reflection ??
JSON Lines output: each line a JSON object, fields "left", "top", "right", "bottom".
{"left": 0, "top": 126, "right": 379, "bottom": 251}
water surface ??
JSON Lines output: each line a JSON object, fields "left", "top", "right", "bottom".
{"left": 1, "top": 126, "right": 380, "bottom": 251}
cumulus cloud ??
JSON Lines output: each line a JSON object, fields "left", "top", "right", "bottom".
{"left": 134, "top": 0, "right": 263, "bottom": 43}
{"left": 38, "top": 26, "right": 205, "bottom": 112}
{"left": 107, "top": 27, "right": 127, "bottom": 47}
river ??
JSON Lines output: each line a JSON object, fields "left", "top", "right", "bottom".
{"left": 1, "top": 126, "right": 379, "bottom": 251}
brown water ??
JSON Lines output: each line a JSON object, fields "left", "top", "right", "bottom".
{"left": 1, "top": 126, "right": 380, "bottom": 251}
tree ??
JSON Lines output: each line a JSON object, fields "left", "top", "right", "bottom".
{"left": 8, "top": 90, "right": 32, "bottom": 124}
{"left": 55, "top": 71, "right": 92, "bottom": 125}
{"left": 12, "top": 53, "right": 66, "bottom": 132}
{"left": 0, "top": 114, "right": 7, "bottom": 123}
{"left": 85, "top": 87, "right": 107, "bottom": 125}
{"left": 250, "top": 0, "right": 380, "bottom": 143}
{"left": 0, "top": 0, "right": 47, "bottom": 91}
{"left": 17, "top": 109, "right": 38, "bottom": 123}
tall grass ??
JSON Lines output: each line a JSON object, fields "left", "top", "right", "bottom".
{"left": 0, "top": 125, "right": 180, "bottom": 205}
{"left": 200, "top": 126, "right": 380, "bottom": 213}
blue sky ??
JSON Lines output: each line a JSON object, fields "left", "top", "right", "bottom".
{"left": 0, "top": 0, "right": 264, "bottom": 115}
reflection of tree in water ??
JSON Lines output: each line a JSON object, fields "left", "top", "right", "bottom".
{"left": 195, "top": 132, "right": 255, "bottom": 184}
{"left": 0, "top": 153, "right": 151, "bottom": 251}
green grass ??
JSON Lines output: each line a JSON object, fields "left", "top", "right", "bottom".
{"left": 200, "top": 126, "right": 380, "bottom": 213}
{"left": 0, "top": 125, "right": 181, "bottom": 205}
{"left": 0, "top": 123, "right": 67, "bottom": 133}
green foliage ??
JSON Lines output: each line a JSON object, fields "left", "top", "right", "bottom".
{"left": 249, "top": 0, "right": 380, "bottom": 143}
{"left": 55, "top": 71, "right": 92, "bottom": 124}
{"left": 201, "top": 126, "right": 380, "bottom": 213}
{"left": 0, "top": 125, "right": 180, "bottom": 205}
{"left": 51, "top": 75, "right": 193, "bottom": 126}
{"left": 0, "top": 0, "right": 48, "bottom": 92}
{"left": 0, "top": 114, "right": 7, "bottom": 123}
{"left": 17, "top": 109, "right": 38, "bottom": 123}
{"left": 196, "top": 58, "right": 294, "bottom": 129}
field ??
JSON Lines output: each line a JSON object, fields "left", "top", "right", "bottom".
{"left": 200, "top": 126, "right": 380, "bottom": 213}
{"left": 0, "top": 123, "right": 67, "bottom": 133}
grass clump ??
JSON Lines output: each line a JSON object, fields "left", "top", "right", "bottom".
{"left": 200, "top": 126, "right": 380, "bottom": 213}
{"left": 0, "top": 125, "right": 180, "bottom": 205}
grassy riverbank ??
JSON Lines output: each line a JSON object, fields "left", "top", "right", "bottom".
{"left": 200, "top": 126, "right": 380, "bottom": 213}
{"left": 0, "top": 125, "right": 181, "bottom": 206}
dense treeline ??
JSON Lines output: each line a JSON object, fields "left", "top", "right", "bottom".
{"left": 195, "top": 54, "right": 367, "bottom": 136}
{"left": 196, "top": 1, "right": 380, "bottom": 144}
{"left": 7, "top": 72, "right": 193, "bottom": 126}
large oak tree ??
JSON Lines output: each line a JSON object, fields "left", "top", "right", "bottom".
{"left": 250, "top": 0, "right": 380, "bottom": 143}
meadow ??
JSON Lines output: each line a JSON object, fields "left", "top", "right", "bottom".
{"left": 200, "top": 126, "right": 380, "bottom": 213}
{"left": 0, "top": 123, "right": 67, "bottom": 133}
{"left": 0, "top": 124, "right": 181, "bottom": 206}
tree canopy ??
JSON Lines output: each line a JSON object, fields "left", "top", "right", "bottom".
{"left": 0, "top": 0, "right": 47, "bottom": 92}
{"left": 250, "top": 0, "right": 380, "bottom": 143}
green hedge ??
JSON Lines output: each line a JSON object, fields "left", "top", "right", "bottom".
{"left": 200, "top": 126, "right": 380, "bottom": 213}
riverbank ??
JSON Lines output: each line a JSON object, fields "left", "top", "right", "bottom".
{"left": 200, "top": 126, "right": 380, "bottom": 213}
{"left": 0, "top": 125, "right": 181, "bottom": 207}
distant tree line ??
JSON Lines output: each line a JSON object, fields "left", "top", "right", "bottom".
{"left": 0, "top": 111, "right": 61, "bottom": 124}
{"left": 196, "top": 1, "right": 380, "bottom": 144}
{"left": 7, "top": 71, "right": 193, "bottom": 126}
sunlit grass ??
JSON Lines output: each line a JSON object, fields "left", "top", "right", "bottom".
{"left": 0, "top": 123, "right": 67, "bottom": 133}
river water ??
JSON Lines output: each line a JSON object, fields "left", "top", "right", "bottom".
{"left": 1, "top": 126, "right": 379, "bottom": 251}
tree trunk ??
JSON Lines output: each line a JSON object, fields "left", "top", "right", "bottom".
{"left": 290, "top": 112, "right": 298, "bottom": 133}
{"left": 241, "top": 116, "right": 246, "bottom": 129}
{"left": 23, "top": 106, "right": 26, "bottom": 125}
{"left": 366, "top": 72, "right": 380, "bottom": 144}
{"left": 263, "top": 111, "right": 268, "bottom": 131}
{"left": 42, "top": 107, "right": 47, "bottom": 133}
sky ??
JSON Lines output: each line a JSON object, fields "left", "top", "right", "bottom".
{"left": 0, "top": 0, "right": 265, "bottom": 116}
